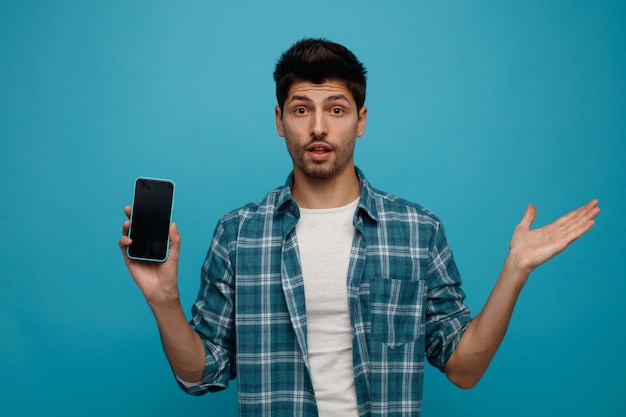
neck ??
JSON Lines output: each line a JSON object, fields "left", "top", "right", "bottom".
{"left": 291, "top": 166, "right": 360, "bottom": 209}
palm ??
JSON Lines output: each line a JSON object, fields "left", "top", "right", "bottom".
{"left": 125, "top": 255, "right": 179, "bottom": 300}
{"left": 119, "top": 205, "right": 182, "bottom": 304}
{"left": 509, "top": 200, "right": 599, "bottom": 273}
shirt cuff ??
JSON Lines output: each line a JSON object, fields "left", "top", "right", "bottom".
{"left": 175, "top": 373, "right": 202, "bottom": 389}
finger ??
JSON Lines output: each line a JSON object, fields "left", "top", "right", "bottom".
{"left": 559, "top": 199, "right": 599, "bottom": 224}
{"left": 519, "top": 204, "right": 536, "bottom": 229}
{"left": 119, "top": 235, "right": 132, "bottom": 250}
{"left": 167, "top": 222, "right": 181, "bottom": 261}
{"left": 566, "top": 204, "right": 599, "bottom": 239}
{"left": 580, "top": 199, "right": 600, "bottom": 221}
{"left": 170, "top": 222, "right": 180, "bottom": 245}
{"left": 557, "top": 218, "right": 596, "bottom": 250}
{"left": 569, "top": 201, "right": 600, "bottom": 229}
{"left": 553, "top": 200, "right": 600, "bottom": 233}
{"left": 124, "top": 205, "right": 132, "bottom": 219}
{"left": 551, "top": 201, "right": 600, "bottom": 247}
{"left": 118, "top": 235, "right": 134, "bottom": 269}
{"left": 121, "top": 219, "right": 130, "bottom": 236}
{"left": 119, "top": 218, "right": 132, "bottom": 255}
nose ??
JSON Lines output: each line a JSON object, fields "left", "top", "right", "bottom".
{"left": 310, "top": 111, "right": 328, "bottom": 138}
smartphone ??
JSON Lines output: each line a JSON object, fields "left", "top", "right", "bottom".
{"left": 127, "top": 177, "right": 175, "bottom": 262}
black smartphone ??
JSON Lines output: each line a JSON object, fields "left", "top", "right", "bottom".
{"left": 127, "top": 177, "right": 175, "bottom": 262}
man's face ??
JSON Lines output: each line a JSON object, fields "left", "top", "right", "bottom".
{"left": 275, "top": 80, "right": 367, "bottom": 181}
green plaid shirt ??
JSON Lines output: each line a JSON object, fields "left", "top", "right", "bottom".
{"left": 183, "top": 168, "right": 472, "bottom": 416}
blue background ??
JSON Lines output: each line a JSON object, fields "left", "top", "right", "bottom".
{"left": 1, "top": 1, "right": 625, "bottom": 416}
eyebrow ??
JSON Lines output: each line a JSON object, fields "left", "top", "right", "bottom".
{"left": 287, "top": 94, "right": 351, "bottom": 104}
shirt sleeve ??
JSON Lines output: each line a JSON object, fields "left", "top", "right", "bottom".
{"left": 175, "top": 373, "right": 201, "bottom": 389}
{"left": 424, "top": 220, "right": 472, "bottom": 372}
{"left": 178, "top": 219, "right": 237, "bottom": 395}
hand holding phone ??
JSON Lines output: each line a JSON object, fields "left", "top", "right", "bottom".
{"left": 127, "top": 178, "right": 175, "bottom": 262}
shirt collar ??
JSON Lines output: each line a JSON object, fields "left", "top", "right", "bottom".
{"left": 275, "top": 167, "right": 379, "bottom": 223}
{"left": 355, "top": 167, "right": 379, "bottom": 223}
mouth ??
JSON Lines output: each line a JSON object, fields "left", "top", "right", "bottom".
{"left": 305, "top": 142, "right": 333, "bottom": 161}
{"left": 306, "top": 142, "right": 333, "bottom": 154}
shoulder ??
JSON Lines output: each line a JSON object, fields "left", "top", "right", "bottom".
{"left": 357, "top": 167, "right": 442, "bottom": 228}
{"left": 217, "top": 185, "right": 288, "bottom": 226}
{"left": 364, "top": 182, "right": 442, "bottom": 228}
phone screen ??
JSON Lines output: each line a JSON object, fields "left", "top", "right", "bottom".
{"left": 127, "top": 178, "right": 175, "bottom": 262}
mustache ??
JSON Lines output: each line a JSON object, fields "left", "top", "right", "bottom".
{"left": 306, "top": 137, "right": 335, "bottom": 149}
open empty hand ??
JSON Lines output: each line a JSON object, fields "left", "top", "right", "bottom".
{"left": 508, "top": 199, "right": 600, "bottom": 275}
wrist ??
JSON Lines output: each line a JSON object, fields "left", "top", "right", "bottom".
{"left": 146, "top": 289, "right": 182, "bottom": 312}
{"left": 501, "top": 252, "right": 532, "bottom": 291}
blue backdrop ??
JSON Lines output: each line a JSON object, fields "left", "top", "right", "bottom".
{"left": 1, "top": 1, "right": 624, "bottom": 416}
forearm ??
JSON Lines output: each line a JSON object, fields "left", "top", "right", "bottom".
{"left": 444, "top": 200, "right": 598, "bottom": 388}
{"left": 444, "top": 255, "right": 528, "bottom": 388}
{"left": 149, "top": 298, "right": 206, "bottom": 383}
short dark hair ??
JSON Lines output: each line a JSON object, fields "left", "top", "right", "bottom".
{"left": 273, "top": 38, "right": 367, "bottom": 111}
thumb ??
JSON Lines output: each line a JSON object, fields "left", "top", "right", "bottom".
{"left": 519, "top": 204, "right": 536, "bottom": 230}
{"left": 168, "top": 222, "right": 182, "bottom": 258}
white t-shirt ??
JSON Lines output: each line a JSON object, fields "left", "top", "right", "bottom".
{"left": 179, "top": 198, "right": 360, "bottom": 417}
{"left": 296, "top": 198, "right": 359, "bottom": 417}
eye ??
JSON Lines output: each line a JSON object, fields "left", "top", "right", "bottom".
{"left": 330, "top": 107, "right": 344, "bottom": 115}
{"left": 294, "top": 107, "right": 308, "bottom": 115}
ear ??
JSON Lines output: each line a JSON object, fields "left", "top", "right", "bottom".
{"left": 275, "top": 105, "right": 285, "bottom": 137}
{"left": 357, "top": 106, "right": 368, "bottom": 137}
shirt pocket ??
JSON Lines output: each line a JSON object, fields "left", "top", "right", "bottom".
{"left": 370, "top": 278, "right": 426, "bottom": 349}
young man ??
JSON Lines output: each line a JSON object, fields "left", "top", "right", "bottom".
{"left": 119, "top": 38, "right": 599, "bottom": 416}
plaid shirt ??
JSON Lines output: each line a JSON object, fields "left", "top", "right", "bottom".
{"left": 183, "top": 168, "right": 472, "bottom": 416}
